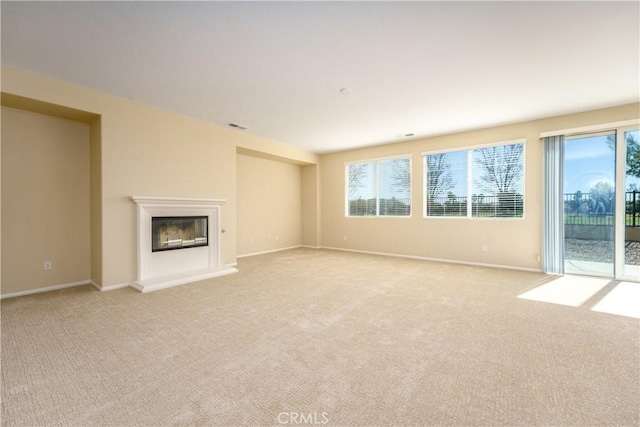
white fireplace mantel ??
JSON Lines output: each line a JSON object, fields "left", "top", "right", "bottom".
{"left": 130, "top": 196, "right": 237, "bottom": 293}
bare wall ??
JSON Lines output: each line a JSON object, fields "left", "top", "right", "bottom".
{"left": 1, "top": 107, "right": 91, "bottom": 294}
{"left": 237, "top": 154, "right": 302, "bottom": 255}
{"left": 302, "top": 164, "right": 321, "bottom": 247}
{"left": 90, "top": 116, "right": 102, "bottom": 286}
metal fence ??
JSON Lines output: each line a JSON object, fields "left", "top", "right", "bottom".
{"left": 348, "top": 197, "right": 411, "bottom": 216}
{"left": 425, "top": 194, "right": 524, "bottom": 218}
{"left": 564, "top": 191, "right": 640, "bottom": 227}
{"left": 348, "top": 192, "right": 640, "bottom": 224}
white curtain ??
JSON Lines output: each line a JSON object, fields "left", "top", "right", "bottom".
{"left": 543, "top": 135, "right": 564, "bottom": 274}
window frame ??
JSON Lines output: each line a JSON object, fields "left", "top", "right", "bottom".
{"left": 344, "top": 154, "right": 413, "bottom": 218}
{"left": 421, "top": 139, "right": 526, "bottom": 220}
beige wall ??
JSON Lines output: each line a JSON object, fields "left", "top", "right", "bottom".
{"left": 320, "top": 103, "right": 640, "bottom": 271}
{"left": 1, "top": 65, "right": 318, "bottom": 289}
{"left": 1, "top": 107, "right": 91, "bottom": 294}
{"left": 89, "top": 117, "right": 102, "bottom": 286}
{"left": 237, "top": 154, "right": 302, "bottom": 255}
{"left": 302, "top": 164, "right": 321, "bottom": 247}
{"left": 97, "top": 104, "right": 239, "bottom": 286}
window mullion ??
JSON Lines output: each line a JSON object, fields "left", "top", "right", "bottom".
{"left": 375, "top": 162, "right": 380, "bottom": 216}
{"left": 467, "top": 150, "right": 473, "bottom": 217}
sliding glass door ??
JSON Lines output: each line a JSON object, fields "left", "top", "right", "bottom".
{"left": 563, "top": 132, "right": 616, "bottom": 277}
{"left": 544, "top": 125, "right": 640, "bottom": 281}
{"left": 547, "top": 126, "right": 640, "bottom": 281}
{"left": 623, "top": 130, "right": 640, "bottom": 279}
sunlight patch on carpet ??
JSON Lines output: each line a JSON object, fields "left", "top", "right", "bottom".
{"left": 591, "top": 282, "right": 640, "bottom": 319}
{"left": 518, "top": 275, "right": 610, "bottom": 307}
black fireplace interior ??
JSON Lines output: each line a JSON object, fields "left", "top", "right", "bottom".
{"left": 152, "top": 216, "right": 208, "bottom": 252}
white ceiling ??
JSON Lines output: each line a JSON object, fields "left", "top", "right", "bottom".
{"left": 2, "top": 1, "right": 639, "bottom": 153}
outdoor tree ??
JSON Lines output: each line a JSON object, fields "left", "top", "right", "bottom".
{"left": 474, "top": 144, "right": 524, "bottom": 216}
{"left": 390, "top": 158, "right": 411, "bottom": 196}
{"left": 589, "top": 181, "right": 614, "bottom": 214}
{"left": 425, "top": 153, "right": 456, "bottom": 203}
{"left": 474, "top": 144, "right": 524, "bottom": 194}
{"left": 627, "top": 133, "right": 640, "bottom": 178}
{"left": 571, "top": 190, "right": 585, "bottom": 214}
{"left": 347, "top": 163, "right": 369, "bottom": 199}
{"left": 606, "top": 132, "right": 640, "bottom": 178}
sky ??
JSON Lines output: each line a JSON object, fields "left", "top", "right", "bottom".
{"left": 565, "top": 130, "right": 640, "bottom": 194}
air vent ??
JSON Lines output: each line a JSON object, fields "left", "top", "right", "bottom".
{"left": 227, "top": 123, "right": 248, "bottom": 130}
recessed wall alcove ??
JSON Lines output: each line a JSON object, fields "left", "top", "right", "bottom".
{"left": 0, "top": 94, "right": 102, "bottom": 297}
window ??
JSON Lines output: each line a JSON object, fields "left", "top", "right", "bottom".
{"left": 346, "top": 156, "right": 411, "bottom": 217}
{"left": 423, "top": 141, "right": 525, "bottom": 218}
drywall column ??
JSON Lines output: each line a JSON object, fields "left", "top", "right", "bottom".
{"left": 90, "top": 116, "right": 103, "bottom": 287}
{"left": 302, "top": 164, "right": 321, "bottom": 247}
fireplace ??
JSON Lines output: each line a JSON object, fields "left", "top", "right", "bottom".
{"left": 152, "top": 216, "right": 208, "bottom": 252}
{"left": 130, "top": 196, "right": 238, "bottom": 293}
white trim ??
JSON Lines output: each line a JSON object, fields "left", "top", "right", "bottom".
{"left": 131, "top": 196, "right": 227, "bottom": 291}
{"left": 237, "top": 245, "right": 302, "bottom": 259}
{"left": 0, "top": 280, "right": 91, "bottom": 299}
{"left": 421, "top": 138, "right": 526, "bottom": 156}
{"left": 345, "top": 215, "right": 413, "bottom": 219}
{"left": 301, "top": 245, "right": 321, "bottom": 249}
{"left": 319, "top": 246, "right": 542, "bottom": 273}
{"left": 344, "top": 153, "right": 413, "bottom": 166}
{"left": 421, "top": 214, "right": 525, "bottom": 221}
{"left": 131, "top": 266, "right": 238, "bottom": 293}
{"left": 130, "top": 196, "right": 227, "bottom": 205}
{"left": 615, "top": 129, "right": 627, "bottom": 278}
{"left": 564, "top": 130, "right": 615, "bottom": 141}
{"left": 539, "top": 119, "right": 640, "bottom": 139}
{"left": 91, "top": 281, "right": 131, "bottom": 292}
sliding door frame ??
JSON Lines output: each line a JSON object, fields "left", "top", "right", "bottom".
{"left": 617, "top": 125, "right": 639, "bottom": 281}
{"left": 542, "top": 120, "right": 640, "bottom": 281}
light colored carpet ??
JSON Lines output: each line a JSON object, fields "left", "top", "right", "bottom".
{"left": 1, "top": 248, "right": 638, "bottom": 426}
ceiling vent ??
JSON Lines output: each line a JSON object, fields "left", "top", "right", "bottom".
{"left": 227, "top": 122, "right": 248, "bottom": 130}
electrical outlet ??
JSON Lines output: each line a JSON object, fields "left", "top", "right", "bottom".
{"left": 275, "top": 235, "right": 279, "bottom": 241}
{"left": 481, "top": 245, "right": 488, "bottom": 252}
{"left": 343, "top": 235, "right": 348, "bottom": 241}
{"left": 249, "top": 238, "right": 253, "bottom": 245}
{"left": 44, "top": 261, "right": 52, "bottom": 270}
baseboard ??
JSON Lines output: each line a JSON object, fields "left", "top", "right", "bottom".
{"left": 237, "top": 245, "right": 302, "bottom": 259}
{"left": 131, "top": 266, "right": 239, "bottom": 293}
{"left": 301, "top": 245, "right": 321, "bottom": 249}
{"left": 320, "top": 246, "right": 543, "bottom": 273}
{"left": 1, "top": 280, "right": 92, "bottom": 299}
{"left": 91, "top": 281, "right": 132, "bottom": 292}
